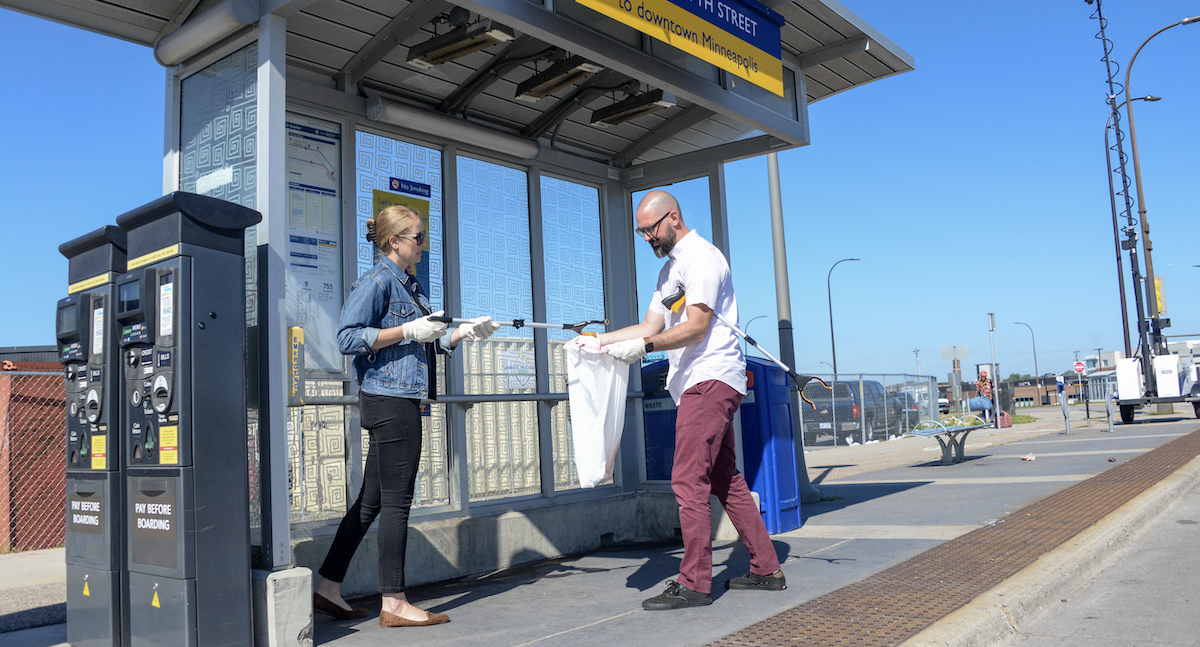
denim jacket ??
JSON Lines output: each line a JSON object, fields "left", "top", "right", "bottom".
{"left": 338, "top": 255, "right": 449, "bottom": 398}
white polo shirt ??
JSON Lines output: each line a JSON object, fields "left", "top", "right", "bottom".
{"left": 649, "top": 230, "right": 746, "bottom": 403}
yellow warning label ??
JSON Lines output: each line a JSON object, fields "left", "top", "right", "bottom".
{"left": 83, "top": 581, "right": 90, "bottom": 597}
{"left": 151, "top": 591, "right": 160, "bottom": 608}
{"left": 91, "top": 435, "right": 107, "bottom": 470}
{"left": 127, "top": 244, "right": 181, "bottom": 270}
{"left": 159, "top": 426, "right": 178, "bottom": 465}
{"left": 68, "top": 272, "right": 113, "bottom": 294}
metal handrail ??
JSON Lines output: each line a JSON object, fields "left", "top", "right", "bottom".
{"left": 294, "top": 391, "right": 646, "bottom": 407}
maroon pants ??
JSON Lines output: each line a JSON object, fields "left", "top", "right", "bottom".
{"left": 672, "top": 380, "right": 780, "bottom": 593}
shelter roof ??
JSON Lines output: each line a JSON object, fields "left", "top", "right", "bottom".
{"left": 4, "top": 0, "right": 913, "bottom": 167}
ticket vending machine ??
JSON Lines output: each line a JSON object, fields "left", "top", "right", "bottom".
{"left": 58, "top": 225, "right": 128, "bottom": 647}
{"left": 115, "top": 192, "right": 260, "bottom": 647}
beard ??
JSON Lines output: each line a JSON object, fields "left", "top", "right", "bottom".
{"left": 650, "top": 226, "right": 677, "bottom": 258}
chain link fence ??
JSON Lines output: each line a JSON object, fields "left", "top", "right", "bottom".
{"left": 797, "top": 373, "right": 938, "bottom": 448}
{"left": 0, "top": 370, "right": 65, "bottom": 553}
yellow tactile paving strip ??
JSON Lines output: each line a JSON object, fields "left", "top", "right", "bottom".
{"left": 706, "top": 428, "right": 1200, "bottom": 647}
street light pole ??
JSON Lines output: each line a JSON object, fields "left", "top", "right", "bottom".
{"left": 827, "top": 257, "right": 859, "bottom": 379}
{"left": 1015, "top": 322, "right": 1041, "bottom": 407}
{"left": 1124, "top": 15, "right": 1200, "bottom": 360}
{"left": 1104, "top": 96, "right": 1159, "bottom": 360}
{"left": 743, "top": 315, "right": 768, "bottom": 357}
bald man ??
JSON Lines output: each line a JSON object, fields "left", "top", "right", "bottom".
{"left": 589, "top": 190, "right": 785, "bottom": 610}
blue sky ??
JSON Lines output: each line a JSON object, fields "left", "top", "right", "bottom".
{"left": 2, "top": 2, "right": 1197, "bottom": 382}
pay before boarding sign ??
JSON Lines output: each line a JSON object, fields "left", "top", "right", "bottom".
{"left": 579, "top": 0, "right": 785, "bottom": 96}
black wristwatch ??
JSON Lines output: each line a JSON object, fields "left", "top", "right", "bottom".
{"left": 644, "top": 341, "right": 655, "bottom": 354}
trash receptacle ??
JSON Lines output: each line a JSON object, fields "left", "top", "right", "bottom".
{"left": 740, "top": 358, "right": 802, "bottom": 534}
{"left": 641, "top": 360, "right": 675, "bottom": 481}
{"left": 641, "top": 358, "right": 803, "bottom": 534}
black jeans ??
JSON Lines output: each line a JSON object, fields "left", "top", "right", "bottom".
{"left": 319, "top": 393, "right": 423, "bottom": 593}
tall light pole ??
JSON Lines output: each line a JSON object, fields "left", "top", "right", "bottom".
{"left": 827, "top": 257, "right": 859, "bottom": 379}
{"left": 1015, "top": 322, "right": 1041, "bottom": 406}
{"left": 1105, "top": 95, "right": 1160, "bottom": 360}
{"left": 743, "top": 315, "right": 768, "bottom": 356}
{"left": 1125, "top": 15, "right": 1200, "bottom": 360}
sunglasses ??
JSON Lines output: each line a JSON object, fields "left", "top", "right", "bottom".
{"left": 634, "top": 210, "right": 672, "bottom": 237}
{"left": 396, "top": 230, "right": 427, "bottom": 247}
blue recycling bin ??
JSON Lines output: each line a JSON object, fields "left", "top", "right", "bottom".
{"left": 640, "top": 358, "right": 802, "bottom": 534}
{"left": 740, "top": 358, "right": 802, "bottom": 533}
{"left": 641, "top": 360, "right": 676, "bottom": 481}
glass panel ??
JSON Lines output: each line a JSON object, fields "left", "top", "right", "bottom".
{"left": 631, "top": 177, "right": 713, "bottom": 334}
{"left": 179, "top": 42, "right": 261, "bottom": 546}
{"left": 352, "top": 130, "right": 449, "bottom": 509}
{"left": 457, "top": 156, "right": 540, "bottom": 501}
{"left": 542, "top": 175, "right": 605, "bottom": 492}
{"left": 359, "top": 399, "right": 452, "bottom": 509}
{"left": 287, "top": 380, "right": 349, "bottom": 524}
{"left": 354, "top": 130, "right": 444, "bottom": 310}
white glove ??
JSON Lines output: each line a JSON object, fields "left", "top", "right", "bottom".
{"left": 457, "top": 316, "right": 500, "bottom": 342}
{"left": 605, "top": 337, "right": 647, "bottom": 364}
{"left": 401, "top": 310, "right": 448, "bottom": 343}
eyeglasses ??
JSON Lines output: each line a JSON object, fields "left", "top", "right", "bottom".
{"left": 395, "top": 230, "right": 427, "bottom": 247}
{"left": 634, "top": 211, "right": 672, "bottom": 237}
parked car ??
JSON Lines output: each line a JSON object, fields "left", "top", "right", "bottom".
{"left": 800, "top": 379, "right": 891, "bottom": 444}
{"left": 888, "top": 391, "right": 922, "bottom": 432}
{"left": 938, "top": 396, "right": 950, "bottom": 414}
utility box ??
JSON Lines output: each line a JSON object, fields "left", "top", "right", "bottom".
{"left": 58, "top": 225, "right": 128, "bottom": 647}
{"left": 115, "top": 192, "right": 260, "bottom": 647}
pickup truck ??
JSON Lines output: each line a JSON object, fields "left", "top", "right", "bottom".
{"left": 800, "top": 379, "right": 892, "bottom": 446}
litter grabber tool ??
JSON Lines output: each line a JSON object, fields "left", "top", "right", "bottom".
{"left": 429, "top": 316, "right": 608, "bottom": 334}
{"left": 661, "top": 287, "right": 830, "bottom": 407}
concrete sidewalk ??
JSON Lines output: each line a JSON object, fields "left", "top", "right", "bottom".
{"left": 4, "top": 403, "right": 1196, "bottom": 646}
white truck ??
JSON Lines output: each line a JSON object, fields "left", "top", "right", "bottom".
{"left": 1114, "top": 353, "right": 1200, "bottom": 423}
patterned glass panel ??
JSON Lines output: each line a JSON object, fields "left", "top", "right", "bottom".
{"left": 541, "top": 176, "right": 604, "bottom": 492}
{"left": 178, "top": 43, "right": 262, "bottom": 541}
{"left": 457, "top": 156, "right": 540, "bottom": 501}
{"left": 350, "top": 130, "right": 449, "bottom": 510}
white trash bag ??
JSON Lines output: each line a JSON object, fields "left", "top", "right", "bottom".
{"left": 565, "top": 337, "right": 629, "bottom": 488}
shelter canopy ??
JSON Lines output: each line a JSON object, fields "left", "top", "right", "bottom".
{"left": 6, "top": 0, "right": 913, "bottom": 169}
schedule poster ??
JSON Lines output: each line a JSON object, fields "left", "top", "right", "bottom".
{"left": 286, "top": 113, "right": 343, "bottom": 372}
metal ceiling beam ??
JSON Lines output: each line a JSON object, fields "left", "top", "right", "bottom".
{"left": 797, "top": 35, "right": 869, "bottom": 70}
{"left": 613, "top": 105, "right": 714, "bottom": 168}
{"left": 335, "top": 0, "right": 451, "bottom": 90}
{"left": 437, "top": 35, "right": 554, "bottom": 115}
{"left": 521, "top": 70, "right": 627, "bottom": 140}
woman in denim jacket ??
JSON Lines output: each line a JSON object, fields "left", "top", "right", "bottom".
{"left": 313, "top": 205, "right": 498, "bottom": 627}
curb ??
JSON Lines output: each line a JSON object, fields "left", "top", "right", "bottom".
{"left": 899, "top": 451, "right": 1200, "bottom": 646}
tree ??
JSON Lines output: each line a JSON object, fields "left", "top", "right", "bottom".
{"left": 1005, "top": 373, "right": 1032, "bottom": 382}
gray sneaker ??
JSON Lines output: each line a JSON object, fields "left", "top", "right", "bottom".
{"left": 642, "top": 580, "right": 712, "bottom": 611}
{"left": 726, "top": 570, "right": 787, "bottom": 591}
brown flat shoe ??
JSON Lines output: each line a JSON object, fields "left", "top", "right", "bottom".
{"left": 380, "top": 609, "right": 449, "bottom": 627}
{"left": 313, "top": 592, "right": 369, "bottom": 620}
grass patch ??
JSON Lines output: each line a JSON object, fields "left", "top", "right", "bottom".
{"left": 1010, "top": 414, "right": 1036, "bottom": 424}
{"left": 819, "top": 494, "right": 844, "bottom": 502}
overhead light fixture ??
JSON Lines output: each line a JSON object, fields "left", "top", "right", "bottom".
{"left": 590, "top": 89, "right": 678, "bottom": 127}
{"left": 366, "top": 95, "right": 539, "bottom": 160}
{"left": 515, "top": 55, "right": 604, "bottom": 102}
{"left": 154, "top": 0, "right": 259, "bottom": 67}
{"left": 406, "top": 19, "right": 514, "bottom": 70}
